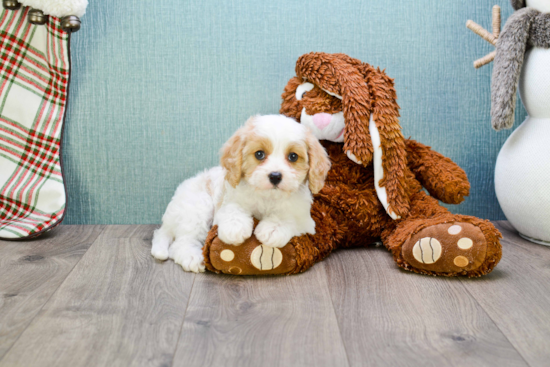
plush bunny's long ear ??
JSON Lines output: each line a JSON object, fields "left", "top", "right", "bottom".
{"left": 296, "top": 52, "right": 410, "bottom": 219}
{"left": 363, "top": 64, "right": 410, "bottom": 219}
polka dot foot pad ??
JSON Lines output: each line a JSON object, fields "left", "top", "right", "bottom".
{"left": 209, "top": 234, "right": 298, "bottom": 275}
{"left": 402, "top": 222, "right": 488, "bottom": 274}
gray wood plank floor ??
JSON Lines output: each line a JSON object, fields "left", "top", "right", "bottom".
{"left": 0, "top": 222, "right": 549, "bottom": 367}
{"left": 0, "top": 225, "right": 104, "bottom": 360}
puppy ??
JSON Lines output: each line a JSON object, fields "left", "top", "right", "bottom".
{"left": 151, "top": 115, "right": 331, "bottom": 273}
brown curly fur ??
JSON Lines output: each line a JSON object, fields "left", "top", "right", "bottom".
{"left": 295, "top": 53, "right": 410, "bottom": 218}
{"left": 405, "top": 139, "right": 470, "bottom": 205}
{"left": 205, "top": 52, "right": 502, "bottom": 277}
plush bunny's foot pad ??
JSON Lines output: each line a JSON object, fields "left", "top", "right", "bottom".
{"left": 399, "top": 220, "right": 501, "bottom": 277}
{"left": 205, "top": 230, "right": 298, "bottom": 275}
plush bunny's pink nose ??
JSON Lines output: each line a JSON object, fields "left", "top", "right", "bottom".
{"left": 312, "top": 113, "right": 331, "bottom": 130}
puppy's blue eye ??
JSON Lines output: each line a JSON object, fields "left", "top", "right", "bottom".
{"left": 255, "top": 150, "right": 265, "bottom": 160}
{"left": 288, "top": 152, "right": 298, "bottom": 162}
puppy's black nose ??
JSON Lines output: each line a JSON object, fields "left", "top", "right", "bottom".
{"left": 268, "top": 172, "right": 282, "bottom": 186}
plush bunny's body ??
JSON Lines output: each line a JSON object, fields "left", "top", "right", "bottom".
{"left": 203, "top": 53, "right": 503, "bottom": 277}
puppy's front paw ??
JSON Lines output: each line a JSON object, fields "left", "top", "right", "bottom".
{"left": 170, "top": 246, "right": 205, "bottom": 273}
{"left": 151, "top": 246, "right": 169, "bottom": 261}
{"left": 218, "top": 217, "right": 254, "bottom": 245}
{"left": 255, "top": 221, "right": 292, "bottom": 248}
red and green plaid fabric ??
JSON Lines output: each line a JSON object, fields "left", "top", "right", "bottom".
{"left": 0, "top": 7, "right": 70, "bottom": 239}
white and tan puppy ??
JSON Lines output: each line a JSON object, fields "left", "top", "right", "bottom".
{"left": 151, "top": 115, "right": 331, "bottom": 273}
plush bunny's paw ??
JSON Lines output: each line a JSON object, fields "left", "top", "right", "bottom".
{"left": 207, "top": 232, "right": 298, "bottom": 275}
{"left": 400, "top": 221, "right": 499, "bottom": 276}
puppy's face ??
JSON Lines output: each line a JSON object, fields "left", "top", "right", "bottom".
{"left": 221, "top": 115, "right": 330, "bottom": 194}
{"left": 280, "top": 77, "right": 345, "bottom": 143}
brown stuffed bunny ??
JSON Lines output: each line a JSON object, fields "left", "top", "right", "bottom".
{"left": 204, "top": 52, "right": 502, "bottom": 277}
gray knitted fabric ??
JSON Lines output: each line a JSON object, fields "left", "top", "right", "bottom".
{"left": 491, "top": 8, "right": 550, "bottom": 130}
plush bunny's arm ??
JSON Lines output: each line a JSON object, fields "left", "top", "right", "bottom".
{"left": 491, "top": 8, "right": 537, "bottom": 130}
{"left": 405, "top": 139, "right": 470, "bottom": 204}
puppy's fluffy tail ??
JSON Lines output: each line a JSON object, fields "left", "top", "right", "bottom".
{"left": 151, "top": 227, "right": 172, "bottom": 261}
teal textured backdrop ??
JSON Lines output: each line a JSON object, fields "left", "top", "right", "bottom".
{"left": 63, "top": 0, "right": 525, "bottom": 225}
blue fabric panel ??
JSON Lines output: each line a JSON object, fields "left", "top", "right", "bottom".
{"left": 63, "top": 0, "right": 525, "bottom": 224}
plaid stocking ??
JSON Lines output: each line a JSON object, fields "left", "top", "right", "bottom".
{"left": 0, "top": 7, "right": 70, "bottom": 239}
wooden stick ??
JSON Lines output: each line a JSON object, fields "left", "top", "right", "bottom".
{"left": 474, "top": 51, "right": 496, "bottom": 69}
{"left": 492, "top": 5, "right": 501, "bottom": 39}
{"left": 467, "top": 6, "right": 501, "bottom": 69}
{"left": 467, "top": 20, "right": 497, "bottom": 46}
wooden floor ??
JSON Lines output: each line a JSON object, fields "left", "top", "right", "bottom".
{"left": 0, "top": 222, "right": 549, "bottom": 367}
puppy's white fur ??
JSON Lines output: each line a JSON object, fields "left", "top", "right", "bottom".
{"left": 152, "top": 115, "right": 330, "bottom": 273}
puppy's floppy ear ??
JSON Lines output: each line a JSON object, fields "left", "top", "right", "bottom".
{"left": 305, "top": 128, "right": 331, "bottom": 194}
{"left": 220, "top": 117, "right": 255, "bottom": 187}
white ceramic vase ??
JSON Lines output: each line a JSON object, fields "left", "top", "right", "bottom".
{"left": 494, "top": 47, "right": 550, "bottom": 245}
